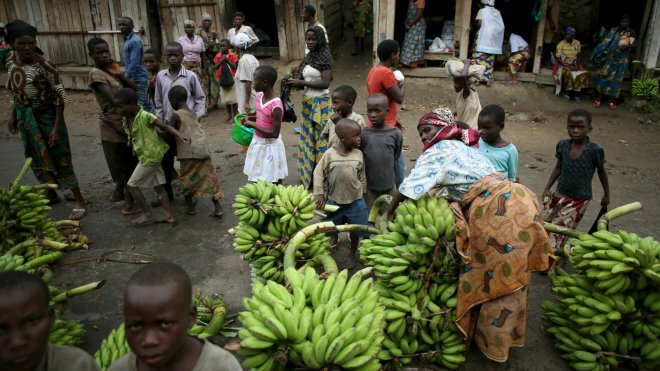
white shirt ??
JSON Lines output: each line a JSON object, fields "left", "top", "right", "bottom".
{"left": 235, "top": 54, "right": 259, "bottom": 113}
{"left": 509, "top": 33, "right": 528, "bottom": 53}
{"left": 228, "top": 25, "right": 259, "bottom": 46}
{"left": 302, "top": 65, "right": 329, "bottom": 97}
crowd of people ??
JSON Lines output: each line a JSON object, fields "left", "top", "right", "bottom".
{"left": 1, "top": 4, "right": 618, "bottom": 369}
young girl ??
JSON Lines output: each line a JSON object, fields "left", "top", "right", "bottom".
{"left": 242, "top": 66, "right": 288, "bottom": 183}
{"left": 214, "top": 39, "right": 239, "bottom": 122}
{"left": 477, "top": 104, "right": 518, "bottom": 182}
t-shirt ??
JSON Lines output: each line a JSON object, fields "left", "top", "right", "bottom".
{"left": 88, "top": 68, "right": 126, "bottom": 143}
{"left": 175, "top": 109, "right": 210, "bottom": 159}
{"left": 509, "top": 33, "right": 528, "bottom": 52}
{"left": 555, "top": 39, "right": 581, "bottom": 65}
{"left": 324, "top": 111, "right": 367, "bottom": 149}
{"left": 361, "top": 127, "right": 403, "bottom": 191}
{"left": 123, "top": 108, "right": 169, "bottom": 166}
{"left": 35, "top": 344, "right": 100, "bottom": 371}
{"left": 235, "top": 53, "right": 259, "bottom": 113}
{"left": 254, "top": 92, "right": 283, "bottom": 138}
{"left": 455, "top": 89, "right": 481, "bottom": 129}
{"left": 556, "top": 138, "right": 605, "bottom": 200}
{"left": 109, "top": 340, "right": 242, "bottom": 371}
{"left": 313, "top": 147, "right": 366, "bottom": 204}
{"left": 302, "top": 65, "right": 329, "bottom": 97}
{"left": 366, "top": 66, "right": 399, "bottom": 126}
{"left": 478, "top": 138, "right": 518, "bottom": 181}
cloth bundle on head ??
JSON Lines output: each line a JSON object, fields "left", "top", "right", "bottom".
{"left": 446, "top": 59, "right": 485, "bottom": 83}
{"left": 232, "top": 32, "right": 252, "bottom": 50}
{"left": 201, "top": 13, "right": 212, "bottom": 21}
{"left": 418, "top": 108, "right": 480, "bottom": 151}
{"left": 5, "top": 19, "right": 38, "bottom": 45}
{"left": 565, "top": 27, "right": 576, "bottom": 35}
{"left": 481, "top": 0, "right": 495, "bottom": 6}
{"left": 300, "top": 25, "right": 333, "bottom": 72}
{"left": 0, "top": 22, "right": 6, "bottom": 28}
{"left": 183, "top": 19, "right": 195, "bottom": 28}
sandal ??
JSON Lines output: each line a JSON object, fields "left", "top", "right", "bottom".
{"left": 69, "top": 208, "right": 87, "bottom": 220}
{"left": 608, "top": 101, "right": 617, "bottom": 110}
{"left": 593, "top": 100, "right": 601, "bottom": 108}
{"left": 562, "top": 94, "right": 571, "bottom": 102}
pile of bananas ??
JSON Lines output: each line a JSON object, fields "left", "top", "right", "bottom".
{"left": 231, "top": 181, "right": 336, "bottom": 284}
{"left": 94, "top": 323, "right": 130, "bottom": 371}
{"left": 49, "top": 319, "right": 86, "bottom": 346}
{"left": 543, "top": 228, "right": 660, "bottom": 371}
{"left": 238, "top": 267, "right": 385, "bottom": 370}
{"left": 632, "top": 78, "right": 659, "bottom": 100}
{"left": 358, "top": 195, "right": 466, "bottom": 369}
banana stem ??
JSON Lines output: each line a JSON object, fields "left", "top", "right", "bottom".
{"left": 33, "top": 183, "right": 59, "bottom": 190}
{"left": 356, "top": 266, "right": 373, "bottom": 277}
{"left": 322, "top": 204, "right": 339, "bottom": 213}
{"left": 334, "top": 224, "right": 381, "bottom": 235}
{"left": 543, "top": 222, "right": 584, "bottom": 238}
{"left": 597, "top": 202, "right": 643, "bottom": 231}
{"left": 597, "top": 351, "right": 641, "bottom": 361}
{"left": 6, "top": 239, "right": 38, "bottom": 255}
{"left": 50, "top": 280, "right": 106, "bottom": 303}
{"left": 12, "top": 158, "right": 33, "bottom": 188}
{"left": 39, "top": 239, "right": 69, "bottom": 250}
{"left": 54, "top": 220, "right": 81, "bottom": 228}
{"left": 198, "top": 301, "right": 227, "bottom": 339}
{"left": 310, "top": 254, "right": 338, "bottom": 274}
{"left": 368, "top": 194, "right": 392, "bottom": 224}
{"left": 16, "top": 251, "right": 63, "bottom": 271}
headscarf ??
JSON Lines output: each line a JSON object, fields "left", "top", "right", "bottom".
{"left": 418, "top": 108, "right": 480, "bottom": 151}
{"left": 232, "top": 33, "right": 252, "bottom": 50}
{"left": 183, "top": 20, "right": 195, "bottom": 28}
{"left": 565, "top": 27, "right": 576, "bottom": 35}
{"left": 5, "top": 19, "right": 38, "bottom": 45}
{"left": 446, "top": 59, "right": 485, "bottom": 84}
{"left": 300, "top": 25, "right": 333, "bottom": 72}
{"left": 201, "top": 13, "right": 212, "bottom": 22}
{"left": 481, "top": 0, "right": 495, "bottom": 6}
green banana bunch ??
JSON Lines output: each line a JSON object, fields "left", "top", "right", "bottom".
{"left": 49, "top": 319, "right": 86, "bottom": 346}
{"left": 238, "top": 267, "right": 385, "bottom": 370}
{"left": 632, "top": 78, "right": 659, "bottom": 100}
{"left": 94, "top": 323, "right": 130, "bottom": 371}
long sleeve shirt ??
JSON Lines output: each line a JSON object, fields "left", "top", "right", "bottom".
{"left": 154, "top": 67, "right": 206, "bottom": 122}
{"left": 122, "top": 32, "right": 148, "bottom": 84}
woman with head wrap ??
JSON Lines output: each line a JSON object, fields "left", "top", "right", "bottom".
{"left": 471, "top": 0, "right": 504, "bottom": 86}
{"left": 387, "top": 109, "right": 552, "bottom": 370}
{"left": 592, "top": 15, "right": 636, "bottom": 109}
{"left": 446, "top": 59, "right": 485, "bottom": 128}
{"left": 284, "top": 26, "right": 333, "bottom": 189}
{"left": 400, "top": 0, "right": 426, "bottom": 67}
{"left": 196, "top": 13, "right": 220, "bottom": 109}
{"left": 177, "top": 20, "right": 205, "bottom": 82}
{"left": 5, "top": 20, "right": 87, "bottom": 219}
{"left": 552, "top": 27, "right": 589, "bottom": 102}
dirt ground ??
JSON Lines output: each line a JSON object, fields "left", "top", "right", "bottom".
{"left": 1, "top": 37, "right": 658, "bottom": 370}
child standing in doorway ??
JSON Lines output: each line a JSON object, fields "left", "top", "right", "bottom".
{"left": 477, "top": 104, "right": 518, "bottom": 182}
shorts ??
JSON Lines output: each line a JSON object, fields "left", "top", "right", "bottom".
{"left": 101, "top": 141, "right": 138, "bottom": 184}
{"left": 127, "top": 163, "right": 166, "bottom": 188}
{"left": 323, "top": 198, "right": 369, "bottom": 238}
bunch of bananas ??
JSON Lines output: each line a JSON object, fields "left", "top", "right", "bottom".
{"left": 49, "top": 319, "right": 86, "bottom": 346}
{"left": 238, "top": 267, "right": 385, "bottom": 370}
{"left": 632, "top": 78, "right": 659, "bottom": 100}
{"left": 543, "top": 227, "right": 660, "bottom": 371}
{"left": 358, "top": 195, "right": 466, "bottom": 369}
{"left": 94, "top": 323, "right": 130, "bottom": 371}
{"left": 0, "top": 251, "right": 63, "bottom": 280}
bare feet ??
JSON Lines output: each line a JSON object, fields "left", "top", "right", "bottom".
{"left": 157, "top": 216, "right": 176, "bottom": 224}
{"left": 132, "top": 214, "right": 156, "bottom": 225}
{"left": 121, "top": 207, "right": 142, "bottom": 216}
{"left": 209, "top": 210, "right": 224, "bottom": 218}
{"left": 224, "top": 116, "right": 233, "bottom": 123}
{"left": 184, "top": 206, "right": 197, "bottom": 215}
{"left": 109, "top": 185, "right": 124, "bottom": 202}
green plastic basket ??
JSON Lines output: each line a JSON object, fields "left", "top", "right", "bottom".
{"left": 231, "top": 113, "right": 254, "bottom": 146}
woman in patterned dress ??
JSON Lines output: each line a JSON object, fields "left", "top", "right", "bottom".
{"left": 196, "top": 13, "right": 221, "bottom": 109}
{"left": 387, "top": 109, "right": 552, "bottom": 370}
{"left": 400, "top": 0, "right": 426, "bottom": 67}
{"left": 5, "top": 20, "right": 86, "bottom": 219}
{"left": 471, "top": 0, "right": 504, "bottom": 86}
{"left": 351, "top": 0, "right": 372, "bottom": 56}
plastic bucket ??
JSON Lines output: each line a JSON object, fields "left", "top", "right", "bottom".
{"left": 231, "top": 113, "right": 254, "bottom": 146}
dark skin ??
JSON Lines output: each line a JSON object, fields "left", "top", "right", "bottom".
{"left": 241, "top": 70, "right": 283, "bottom": 139}
{"left": 168, "top": 96, "right": 223, "bottom": 217}
{"left": 183, "top": 25, "right": 204, "bottom": 69}
{"left": 453, "top": 77, "right": 471, "bottom": 99}
{"left": 380, "top": 50, "right": 404, "bottom": 104}
{"left": 7, "top": 35, "right": 86, "bottom": 212}
{"left": 165, "top": 45, "right": 183, "bottom": 80}
{"left": 124, "top": 282, "right": 202, "bottom": 371}
{"left": 144, "top": 53, "right": 161, "bottom": 75}
{"left": 116, "top": 99, "right": 191, "bottom": 225}
{"left": 0, "top": 286, "right": 54, "bottom": 371}
{"left": 118, "top": 17, "right": 134, "bottom": 37}
{"left": 558, "top": 34, "right": 579, "bottom": 71}
{"left": 477, "top": 114, "right": 508, "bottom": 148}
{"left": 329, "top": 91, "right": 354, "bottom": 124}
{"left": 284, "top": 30, "right": 333, "bottom": 90}
{"left": 366, "top": 95, "right": 390, "bottom": 129}
{"left": 542, "top": 116, "right": 610, "bottom": 208}
{"left": 214, "top": 41, "right": 239, "bottom": 122}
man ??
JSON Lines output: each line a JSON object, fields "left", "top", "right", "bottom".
{"left": 302, "top": 4, "right": 328, "bottom": 54}
{"left": 543, "top": 0, "right": 560, "bottom": 65}
{"left": 118, "top": 16, "right": 151, "bottom": 111}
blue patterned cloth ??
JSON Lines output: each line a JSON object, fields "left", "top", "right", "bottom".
{"left": 399, "top": 140, "right": 495, "bottom": 202}
{"left": 400, "top": 2, "right": 426, "bottom": 66}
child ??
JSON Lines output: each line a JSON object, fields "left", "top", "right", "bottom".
{"left": 314, "top": 118, "right": 367, "bottom": 260}
{"left": 446, "top": 59, "right": 484, "bottom": 129}
{"left": 213, "top": 39, "right": 239, "bottom": 122}
{"left": 477, "top": 104, "right": 518, "bottom": 182}
{"left": 87, "top": 37, "right": 139, "bottom": 215}
{"left": 351, "top": 0, "right": 372, "bottom": 56}
{"left": 241, "top": 66, "right": 288, "bottom": 183}
{"left": 361, "top": 93, "right": 403, "bottom": 207}
{"left": 108, "top": 262, "right": 242, "bottom": 370}
{"left": 0, "top": 271, "right": 99, "bottom": 371}
{"left": 143, "top": 48, "right": 161, "bottom": 110}
{"left": 543, "top": 109, "right": 610, "bottom": 250}
{"left": 234, "top": 39, "right": 259, "bottom": 114}
{"left": 114, "top": 88, "right": 190, "bottom": 225}
{"left": 507, "top": 32, "right": 532, "bottom": 85}
{"left": 168, "top": 86, "right": 224, "bottom": 217}
{"left": 323, "top": 85, "right": 366, "bottom": 149}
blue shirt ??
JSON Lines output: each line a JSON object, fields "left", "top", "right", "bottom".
{"left": 556, "top": 138, "right": 605, "bottom": 200}
{"left": 478, "top": 138, "right": 518, "bottom": 181}
{"left": 122, "top": 32, "right": 148, "bottom": 84}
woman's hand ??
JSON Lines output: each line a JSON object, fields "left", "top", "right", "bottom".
{"left": 48, "top": 128, "right": 61, "bottom": 147}
{"left": 284, "top": 79, "right": 305, "bottom": 88}
{"left": 315, "top": 194, "right": 326, "bottom": 209}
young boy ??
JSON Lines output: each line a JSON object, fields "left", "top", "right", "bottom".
{"left": 108, "top": 262, "right": 242, "bottom": 370}
{"left": 213, "top": 39, "right": 239, "bottom": 122}
{"left": 323, "top": 85, "right": 366, "bottom": 149}
{"left": 154, "top": 41, "right": 206, "bottom": 204}
{"left": 0, "top": 271, "right": 99, "bottom": 371}
{"left": 143, "top": 48, "right": 161, "bottom": 111}
{"left": 314, "top": 118, "right": 367, "bottom": 261}
{"left": 477, "top": 104, "right": 518, "bottom": 182}
{"left": 168, "top": 85, "right": 224, "bottom": 217}
{"left": 234, "top": 41, "right": 259, "bottom": 114}
{"left": 543, "top": 109, "right": 610, "bottom": 250}
{"left": 446, "top": 59, "right": 484, "bottom": 129}
{"left": 87, "top": 37, "right": 140, "bottom": 215}
{"left": 361, "top": 93, "right": 403, "bottom": 207}
{"left": 114, "top": 88, "right": 190, "bottom": 225}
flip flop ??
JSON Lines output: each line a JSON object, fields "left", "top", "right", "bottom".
{"left": 69, "top": 208, "right": 87, "bottom": 220}
{"left": 593, "top": 100, "right": 601, "bottom": 108}
{"left": 608, "top": 101, "right": 617, "bottom": 110}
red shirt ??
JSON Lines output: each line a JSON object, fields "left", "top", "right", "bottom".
{"left": 366, "top": 65, "right": 398, "bottom": 126}
{"left": 213, "top": 51, "right": 239, "bottom": 79}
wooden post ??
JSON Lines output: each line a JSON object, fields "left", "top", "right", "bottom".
{"left": 642, "top": 0, "right": 660, "bottom": 69}
{"left": 532, "top": 0, "right": 548, "bottom": 74}
{"left": 158, "top": 0, "right": 174, "bottom": 44}
{"left": 274, "top": 0, "right": 288, "bottom": 61}
{"left": 459, "top": 0, "right": 472, "bottom": 60}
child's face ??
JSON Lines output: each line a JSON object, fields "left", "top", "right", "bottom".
{"left": 0, "top": 286, "right": 54, "bottom": 371}
{"left": 252, "top": 71, "right": 266, "bottom": 92}
{"left": 453, "top": 77, "right": 466, "bottom": 93}
{"left": 144, "top": 54, "right": 160, "bottom": 73}
{"left": 567, "top": 116, "right": 591, "bottom": 141}
{"left": 477, "top": 115, "right": 503, "bottom": 144}
{"left": 90, "top": 43, "right": 112, "bottom": 68}
{"left": 418, "top": 124, "right": 440, "bottom": 146}
{"left": 166, "top": 46, "right": 183, "bottom": 69}
{"left": 219, "top": 41, "right": 230, "bottom": 54}
{"left": 115, "top": 100, "right": 139, "bottom": 116}
{"left": 124, "top": 283, "right": 195, "bottom": 368}
{"left": 331, "top": 93, "right": 353, "bottom": 117}
{"left": 388, "top": 50, "right": 400, "bottom": 67}
{"left": 341, "top": 124, "right": 362, "bottom": 149}
{"left": 367, "top": 97, "right": 389, "bottom": 126}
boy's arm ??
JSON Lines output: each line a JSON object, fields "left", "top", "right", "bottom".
{"left": 89, "top": 81, "right": 116, "bottom": 104}
{"left": 313, "top": 153, "right": 328, "bottom": 208}
{"left": 191, "top": 77, "right": 207, "bottom": 118}
{"left": 153, "top": 116, "right": 190, "bottom": 144}
{"left": 542, "top": 159, "right": 562, "bottom": 201}
{"left": 170, "top": 112, "right": 181, "bottom": 130}
{"left": 508, "top": 148, "right": 519, "bottom": 182}
{"left": 154, "top": 76, "right": 164, "bottom": 119}
{"left": 394, "top": 131, "right": 403, "bottom": 160}
{"left": 597, "top": 164, "right": 610, "bottom": 207}
{"left": 359, "top": 157, "right": 367, "bottom": 195}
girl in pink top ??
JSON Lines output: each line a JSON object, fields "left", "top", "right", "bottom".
{"left": 242, "top": 66, "right": 288, "bottom": 183}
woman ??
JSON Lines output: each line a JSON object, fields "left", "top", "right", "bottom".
{"left": 284, "top": 26, "right": 333, "bottom": 189}
{"left": 400, "top": 0, "right": 426, "bottom": 67}
{"left": 351, "top": 0, "right": 372, "bottom": 56}
{"left": 552, "top": 27, "right": 589, "bottom": 102}
{"left": 472, "top": 0, "right": 504, "bottom": 86}
{"left": 5, "top": 20, "right": 87, "bottom": 219}
{"left": 592, "top": 15, "right": 636, "bottom": 110}
{"left": 178, "top": 20, "right": 205, "bottom": 79}
{"left": 227, "top": 12, "right": 259, "bottom": 48}
{"left": 196, "top": 13, "right": 220, "bottom": 109}
{"left": 388, "top": 109, "right": 552, "bottom": 370}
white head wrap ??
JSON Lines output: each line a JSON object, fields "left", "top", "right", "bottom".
{"left": 446, "top": 59, "right": 486, "bottom": 83}
{"left": 481, "top": 0, "right": 495, "bottom": 6}
{"left": 232, "top": 32, "right": 252, "bottom": 50}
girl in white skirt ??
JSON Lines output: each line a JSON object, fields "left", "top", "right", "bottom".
{"left": 242, "top": 66, "right": 288, "bottom": 183}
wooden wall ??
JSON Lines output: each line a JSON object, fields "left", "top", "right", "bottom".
{"left": 274, "top": 0, "right": 306, "bottom": 61}
{"left": 1, "top": 0, "right": 151, "bottom": 66}
{"left": 157, "top": 0, "right": 231, "bottom": 46}
{"left": 318, "top": 0, "right": 343, "bottom": 49}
